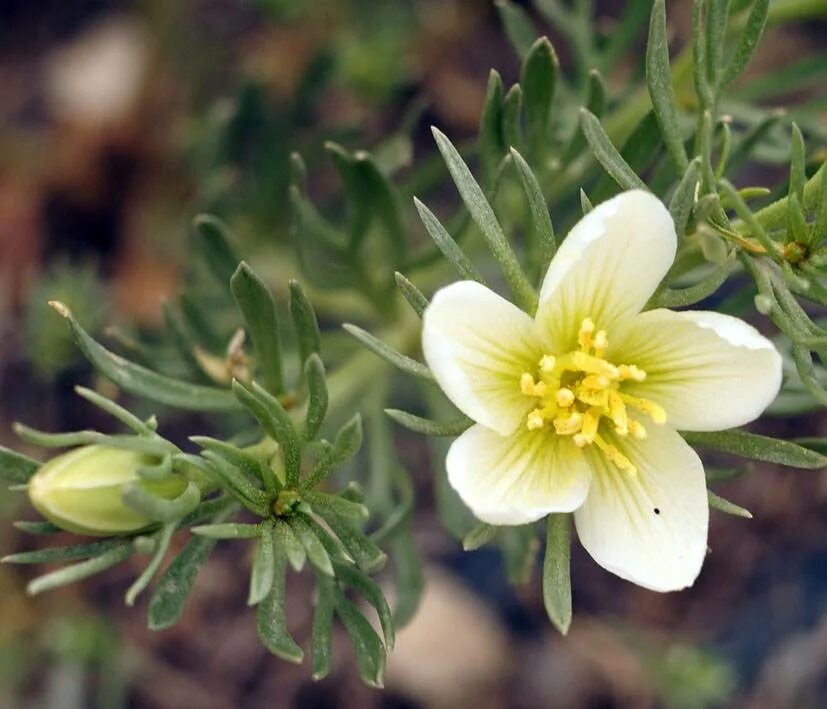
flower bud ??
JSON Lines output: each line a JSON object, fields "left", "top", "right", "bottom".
{"left": 28, "top": 445, "right": 188, "bottom": 536}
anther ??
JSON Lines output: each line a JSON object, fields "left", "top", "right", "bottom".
{"left": 594, "top": 434, "right": 638, "bottom": 477}
{"left": 553, "top": 412, "right": 583, "bottom": 436}
{"left": 539, "top": 355, "right": 556, "bottom": 373}
{"left": 527, "top": 410, "right": 545, "bottom": 430}
{"left": 628, "top": 420, "right": 647, "bottom": 439}
{"left": 578, "top": 318, "right": 595, "bottom": 349}
{"left": 618, "top": 364, "right": 647, "bottom": 382}
{"left": 556, "top": 388, "right": 575, "bottom": 407}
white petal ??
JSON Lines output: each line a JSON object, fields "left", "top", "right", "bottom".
{"left": 614, "top": 309, "right": 783, "bottom": 431}
{"left": 536, "top": 190, "right": 676, "bottom": 350}
{"left": 422, "top": 281, "right": 544, "bottom": 436}
{"left": 574, "top": 424, "right": 708, "bottom": 592}
{"left": 447, "top": 424, "right": 593, "bottom": 525}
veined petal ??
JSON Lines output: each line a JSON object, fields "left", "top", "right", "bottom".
{"left": 423, "top": 281, "right": 543, "bottom": 436}
{"left": 614, "top": 309, "right": 783, "bottom": 431}
{"left": 446, "top": 424, "right": 592, "bottom": 525}
{"left": 536, "top": 190, "right": 676, "bottom": 350}
{"left": 575, "top": 423, "right": 708, "bottom": 592}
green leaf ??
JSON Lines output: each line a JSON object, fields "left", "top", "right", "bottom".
{"left": 334, "top": 560, "right": 395, "bottom": 649}
{"left": 311, "top": 575, "right": 335, "bottom": 680}
{"left": 335, "top": 590, "right": 386, "bottom": 688}
{"left": 303, "top": 414, "right": 363, "bottom": 489}
{"left": 705, "top": 0, "right": 731, "bottom": 88}
{"left": 189, "top": 436, "right": 277, "bottom": 495}
{"left": 789, "top": 123, "right": 807, "bottom": 203}
{"left": 463, "top": 522, "right": 497, "bottom": 551}
{"left": 343, "top": 323, "right": 433, "bottom": 381}
{"left": 580, "top": 188, "right": 593, "bottom": 215}
{"left": 646, "top": 0, "right": 689, "bottom": 172}
{"left": 13, "top": 520, "right": 61, "bottom": 535}
{"left": 190, "top": 522, "right": 262, "bottom": 539}
{"left": 303, "top": 353, "right": 329, "bottom": 440}
{"left": 692, "top": 0, "right": 713, "bottom": 108}
{"left": 503, "top": 84, "right": 523, "bottom": 151}
{"left": 256, "top": 547, "right": 304, "bottom": 663}
{"left": 413, "top": 198, "right": 484, "bottom": 283}
{"left": 125, "top": 521, "right": 177, "bottom": 606}
{"left": 510, "top": 147, "right": 556, "bottom": 278}
{"left": 3, "top": 538, "right": 129, "bottom": 565}
{"left": 496, "top": 0, "right": 538, "bottom": 58}
{"left": 74, "top": 386, "right": 154, "bottom": 435}
{"left": 230, "top": 262, "right": 284, "bottom": 395}
{"left": 248, "top": 524, "right": 276, "bottom": 606}
{"left": 288, "top": 279, "right": 322, "bottom": 367}
{"left": 521, "top": 38, "right": 558, "bottom": 163}
{"left": 303, "top": 490, "right": 368, "bottom": 521}
{"left": 123, "top": 480, "right": 201, "bottom": 523}
{"left": 431, "top": 127, "right": 538, "bottom": 313}
{"left": 579, "top": 110, "right": 647, "bottom": 191}
{"left": 479, "top": 70, "right": 506, "bottom": 186}
{"left": 291, "top": 514, "right": 334, "bottom": 576}
{"left": 49, "top": 302, "right": 240, "bottom": 412}
{"left": 318, "top": 511, "right": 387, "bottom": 573}
{"left": 683, "top": 430, "right": 827, "bottom": 469}
{"left": 192, "top": 214, "right": 241, "bottom": 285}
{"left": 196, "top": 451, "right": 269, "bottom": 515}
{"left": 390, "top": 526, "right": 424, "bottom": 627}
{"left": 0, "top": 445, "right": 40, "bottom": 484}
{"left": 542, "top": 513, "right": 572, "bottom": 635}
{"left": 274, "top": 518, "right": 307, "bottom": 571}
{"left": 385, "top": 409, "right": 472, "bottom": 437}
{"left": 147, "top": 503, "right": 235, "bottom": 630}
{"left": 669, "top": 159, "right": 702, "bottom": 239}
{"left": 708, "top": 490, "right": 753, "bottom": 519}
{"left": 720, "top": 0, "right": 769, "bottom": 88}
{"left": 394, "top": 272, "right": 429, "bottom": 317}
{"left": 650, "top": 253, "right": 735, "bottom": 308}
{"left": 27, "top": 543, "right": 134, "bottom": 596}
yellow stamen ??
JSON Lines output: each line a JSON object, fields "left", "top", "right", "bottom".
{"left": 553, "top": 412, "right": 583, "bottom": 436}
{"left": 556, "top": 388, "right": 575, "bottom": 407}
{"left": 539, "top": 354, "right": 556, "bottom": 373}
{"left": 608, "top": 391, "right": 628, "bottom": 435}
{"left": 578, "top": 318, "right": 595, "bottom": 349}
{"left": 527, "top": 409, "right": 546, "bottom": 430}
{"left": 573, "top": 409, "right": 600, "bottom": 447}
{"left": 619, "top": 393, "right": 667, "bottom": 424}
{"left": 594, "top": 434, "right": 638, "bottom": 477}
{"left": 628, "top": 420, "right": 647, "bottom": 439}
{"left": 618, "top": 364, "right": 647, "bottom": 381}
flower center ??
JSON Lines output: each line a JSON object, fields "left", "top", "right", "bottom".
{"left": 519, "top": 318, "right": 667, "bottom": 476}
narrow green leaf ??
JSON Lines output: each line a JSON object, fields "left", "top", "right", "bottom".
{"left": 189, "top": 436, "right": 277, "bottom": 495}
{"left": 335, "top": 590, "right": 386, "bottom": 688}
{"left": 385, "top": 409, "right": 472, "bottom": 437}
{"left": 496, "top": 0, "right": 538, "bottom": 58}
{"left": 303, "top": 414, "right": 363, "bottom": 489}
{"left": 521, "top": 38, "right": 558, "bottom": 162}
{"left": 123, "top": 480, "right": 201, "bottom": 523}
{"left": 390, "top": 526, "right": 424, "bottom": 627}
{"left": 720, "top": 0, "right": 769, "bottom": 88}
{"left": 479, "top": 70, "right": 506, "bottom": 185}
{"left": 510, "top": 147, "right": 556, "bottom": 277}
{"left": 343, "top": 323, "right": 433, "bottom": 381}
{"left": 230, "top": 262, "right": 284, "bottom": 395}
{"left": 333, "top": 560, "right": 395, "bottom": 649}
{"left": 27, "top": 544, "right": 134, "bottom": 596}
{"left": 431, "top": 127, "right": 538, "bottom": 313}
{"left": 74, "top": 386, "right": 154, "bottom": 435}
{"left": 256, "top": 547, "right": 304, "bottom": 663}
{"left": 125, "top": 522, "right": 177, "bottom": 606}
{"left": 708, "top": 490, "right": 753, "bottom": 518}
{"left": 646, "top": 0, "right": 689, "bottom": 172}
{"left": 0, "top": 446, "right": 40, "bottom": 484}
{"left": 692, "top": 0, "right": 714, "bottom": 107}
{"left": 580, "top": 189, "right": 593, "bottom": 215}
{"left": 190, "top": 522, "right": 261, "bottom": 539}
{"left": 288, "top": 279, "right": 321, "bottom": 367}
{"left": 318, "top": 511, "right": 387, "bottom": 573}
{"left": 192, "top": 214, "right": 240, "bottom": 285}
{"left": 311, "top": 575, "right": 336, "bottom": 680}
{"left": 413, "top": 198, "right": 484, "bottom": 283}
{"left": 3, "top": 538, "right": 129, "bottom": 565}
{"left": 650, "top": 253, "right": 735, "bottom": 308}
{"left": 683, "top": 430, "right": 827, "bottom": 469}
{"left": 291, "top": 514, "right": 334, "bottom": 576}
{"left": 543, "top": 513, "right": 572, "bottom": 635}
{"left": 248, "top": 525, "right": 276, "bottom": 605}
{"left": 463, "top": 522, "right": 497, "bottom": 551}
{"left": 197, "top": 451, "right": 269, "bottom": 515}
{"left": 303, "top": 490, "right": 368, "bottom": 521}
{"left": 705, "top": 0, "right": 731, "bottom": 88}
{"left": 49, "top": 302, "right": 240, "bottom": 412}
{"left": 147, "top": 503, "right": 235, "bottom": 629}
{"left": 394, "top": 272, "right": 429, "bottom": 317}
{"left": 579, "top": 110, "right": 647, "bottom": 191}
{"left": 503, "top": 84, "right": 523, "bottom": 150}
{"left": 136, "top": 454, "right": 173, "bottom": 481}
{"left": 303, "top": 353, "right": 328, "bottom": 440}
{"left": 669, "top": 159, "right": 701, "bottom": 239}
{"left": 13, "top": 520, "right": 61, "bottom": 535}
{"left": 789, "top": 123, "right": 807, "bottom": 203}
{"left": 274, "top": 518, "right": 307, "bottom": 571}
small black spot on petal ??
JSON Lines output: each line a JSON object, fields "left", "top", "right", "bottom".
{"left": 654, "top": 508, "right": 661, "bottom": 515}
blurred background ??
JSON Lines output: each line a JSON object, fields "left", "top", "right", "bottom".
{"left": 1, "top": 1, "right": 826, "bottom": 707}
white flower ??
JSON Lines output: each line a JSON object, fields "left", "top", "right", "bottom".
{"left": 422, "top": 190, "right": 782, "bottom": 592}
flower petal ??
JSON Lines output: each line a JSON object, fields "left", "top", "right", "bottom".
{"left": 446, "top": 424, "right": 592, "bottom": 525}
{"left": 574, "top": 424, "right": 708, "bottom": 592}
{"left": 422, "top": 281, "right": 543, "bottom": 436}
{"left": 614, "top": 309, "right": 783, "bottom": 431}
{"left": 536, "top": 190, "right": 676, "bottom": 349}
